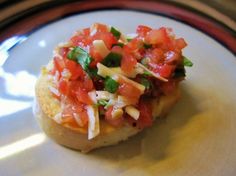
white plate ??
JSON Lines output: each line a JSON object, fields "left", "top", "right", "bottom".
{"left": 0, "top": 10, "right": 236, "bottom": 176}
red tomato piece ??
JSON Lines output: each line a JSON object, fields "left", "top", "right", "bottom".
{"left": 136, "top": 25, "right": 152, "bottom": 37}
{"left": 58, "top": 78, "right": 69, "bottom": 95}
{"left": 121, "top": 54, "right": 137, "bottom": 74}
{"left": 92, "top": 23, "right": 108, "bottom": 33}
{"left": 158, "top": 64, "right": 175, "bottom": 78}
{"left": 65, "top": 59, "right": 84, "bottom": 80}
{"left": 145, "top": 27, "right": 170, "bottom": 45}
{"left": 89, "top": 45, "right": 103, "bottom": 67}
{"left": 58, "top": 47, "right": 69, "bottom": 58}
{"left": 175, "top": 38, "right": 187, "bottom": 50}
{"left": 118, "top": 81, "right": 142, "bottom": 102}
{"left": 53, "top": 56, "right": 65, "bottom": 73}
{"left": 76, "top": 88, "right": 93, "bottom": 105}
{"left": 105, "top": 106, "right": 124, "bottom": 127}
{"left": 92, "top": 32, "right": 117, "bottom": 49}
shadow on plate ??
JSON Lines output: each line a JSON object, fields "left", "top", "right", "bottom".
{"left": 90, "top": 85, "right": 199, "bottom": 161}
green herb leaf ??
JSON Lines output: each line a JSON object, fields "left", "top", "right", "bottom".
{"left": 173, "top": 67, "right": 186, "bottom": 78}
{"left": 102, "top": 52, "right": 122, "bottom": 67}
{"left": 110, "top": 26, "right": 121, "bottom": 40}
{"left": 126, "top": 37, "right": 133, "bottom": 42}
{"left": 112, "top": 42, "right": 124, "bottom": 48}
{"left": 143, "top": 43, "right": 152, "bottom": 49}
{"left": 87, "top": 68, "right": 99, "bottom": 78}
{"left": 140, "top": 77, "right": 151, "bottom": 89}
{"left": 104, "top": 76, "right": 119, "bottom": 93}
{"left": 183, "top": 56, "right": 193, "bottom": 67}
{"left": 143, "top": 70, "right": 152, "bottom": 76}
{"left": 67, "top": 47, "right": 92, "bottom": 71}
{"left": 97, "top": 99, "right": 108, "bottom": 106}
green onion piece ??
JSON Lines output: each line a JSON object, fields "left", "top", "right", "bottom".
{"left": 143, "top": 70, "right": 152, "bottom": 76}
{"left": 140, "top": 77, "right": 151, "bottom": 89}
{"left": 97, "top": 99, "right": 108, "bottom": 106}
{"left": 104, "top": 76, "right": 119, "bottom": 93}
{"left": 67, "top": 47, "right": 92, "bottom": 71}
{"left": 110, "top": 26, "right": 121, "bottom": 40}
{"left": 173, "top": 67, "right": 186, "bottom": 78}
{"left": 102, "top": 52, "right": 122, "bottom": 67}
{"left": 143, "top": 43, "right": 152, "bottom": 49}
{"left": 112, "top": 42, "right": 124, "bottom": 48}
{"left": 183, "top": 56, "right": 193, "bottom": 67}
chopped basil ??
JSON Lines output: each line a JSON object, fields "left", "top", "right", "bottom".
{"left": 104, "top": 76, "right": 119, "bottom": 93}
{"left": 67, "top": 47, "right": 92, "bottom": 71}
{"left": 143, "top": 43, "right": 152, "bottom": 49}
{"left": 112, "top": 42, "right": 124, "bottom": 48}
{"left": 140, "top": 77, "right": 151, "bottom": 89}
{"left": 97, "top": 99, "right": 108, "bottom": 106}
{"left": 87, "top": 68, "right": 98, "bottom": 78}
{"left": 173, "top": 67, "right": 186, "bottom": 78}
{"left": 183, "top": 56, "right": 193, "bottom": 67}
{"left": 102, "top": 52, "right": 122, "bottom": 67}
{"left": 110, "top": 26, "right": 121, "bottom": 39}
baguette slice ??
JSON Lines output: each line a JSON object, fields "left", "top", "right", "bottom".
{"left": 34, "top": 71, "right": 180, "bottom": 153}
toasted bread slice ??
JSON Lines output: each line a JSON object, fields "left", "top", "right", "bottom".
{"left": 34, "top": 72, "right": 180, "bottom": 153}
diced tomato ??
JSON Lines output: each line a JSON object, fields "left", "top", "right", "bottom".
{"left": 58, "top": 78, "right": 69, "bottom": 95}
{"left": 61, "top": 101, "right": 88, "bottom": 127}
{"left": 89, "top": 45, "right": 103, "bottom": 67}
{"left": 121, "top": 54, "right": 137, "bottom": 74}
{"left": 81, "top": 75, "right": 94, "bottom": 91}
{"left": 82, "top": 27, "right": 90, "bottom": 36}
{"left": 118, "top": 81, "right": 142, "bottom": 102}
{"left": 156, "top": 64, "right": 175, "bottom": 78}
{"left": 105, "top": 106, "right": 124, "bottom": 127}
{"left": 124, "top": 38, "right": 143, "bottom": 52}
{"left": 146, "top": 48, "right": 164, "bottom": 64}
{"left": 136, "top": 25, "right": 152, "bottom": 37}
{"left": 58, "top": 47, "right": 69, "bottom": 58}
{"left": 53, "top": 56, "right": 65, "bottom": 75}
{"left": 165, "top": 51, "right": 181, "bottom": 65}
{"left": 175, "top": 38, "right": 187, "bottom": 50}
{"left": 92, "top": 32, "right": 117, "bottom": 49}
{"left": 76, "top": 88, "right": 93, "bottom": 105}
{"left": 145, "top": 27, "right": 170, "bottom": 45}
{"left": 70, "top": 34, "right": 92, "bottom": 46}
{"left": 65, "top": 59, "right": 84, "bottom": 80}
{"left": 92, "top": 23, "right": 108, "bottom": 33}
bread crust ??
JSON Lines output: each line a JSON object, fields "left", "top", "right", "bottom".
{"left": 34, "top": 72, "right": 180, "bottom": 153}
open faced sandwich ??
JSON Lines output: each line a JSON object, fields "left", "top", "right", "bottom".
{"left": 34, "top": 23, "right": 193, "bottom": 152}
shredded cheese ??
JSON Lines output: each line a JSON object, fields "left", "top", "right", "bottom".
{"left": 86, "top": 105, "right": 100, "bottom": 140}
{"left": 125, "top": 106, "right": 140, "bottom": 120}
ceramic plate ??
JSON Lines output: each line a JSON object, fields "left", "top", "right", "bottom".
{"left": 0, "top": 1, "right": 236, "bottom": 176}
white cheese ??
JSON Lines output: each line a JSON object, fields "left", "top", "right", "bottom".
{"left": 95, "top": 91, "right": 115, "bottom": 100}
{"left": 88, "top": 90, "right": 97, "bottom": 103}
{"left": 125, "top": 106, "right": 140, "bottom": 120}
{"left": 92, "top": 40, "right": 110, "bottom": 58}
{"left": 86, "top": 105, "right": 100, "bottom": 140}
{"left": 136, "top": 63, "right": 168, "bottom": 82}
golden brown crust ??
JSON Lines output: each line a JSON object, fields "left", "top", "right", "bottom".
{"left": 34, "top": 72, "right": 180, "bottom": 153}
